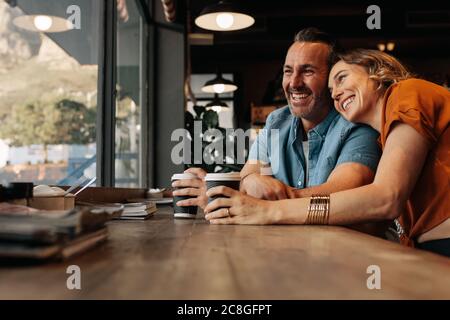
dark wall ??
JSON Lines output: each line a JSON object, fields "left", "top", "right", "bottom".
{"left": 403, "top": 58, "right": 450, "bottom": 86}
{"left": 192, "top": 55, "right": 450, "bottom": 130}
{"left": 153, "top": 4, "right": 185, "bottom": 187}
{"left": 189, "top": 0, "right": 450, "bottom": 130}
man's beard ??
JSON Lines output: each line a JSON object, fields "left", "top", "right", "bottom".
{"left": 288, "top": 89, "right": 331, "bottom": 120}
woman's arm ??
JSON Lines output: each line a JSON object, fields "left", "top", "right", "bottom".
{"left": 327, "top": 123, "right": 430, "bottom": 224}
{"left": 205, "top": 123, "right": 430, "bottom": 225}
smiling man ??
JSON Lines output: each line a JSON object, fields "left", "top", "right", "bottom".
{"left": 240, "top": 27, "right": 381, "bottom": 201}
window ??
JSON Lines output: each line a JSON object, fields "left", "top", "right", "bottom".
{"left": 115, "top": 0, "right": 146, "bottom": 187}
{"left": 0, "top": 0, "right": 100, "bottom": 186}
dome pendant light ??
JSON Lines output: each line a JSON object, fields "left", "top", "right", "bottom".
{"left": 195, "top": 1, "right": 254, "bottom": 32}
{"left": 13, "top": 14, "right": 73, "bottom": 33}
{"left": 205, "top": 94, "right": 229, "bottom": 113}
{"left": 201, "top": 72, "right": 237, "bottom": 93}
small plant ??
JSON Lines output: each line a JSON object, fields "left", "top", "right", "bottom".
{"left": 185, "top": 106, "right": 243, "bottom": 173}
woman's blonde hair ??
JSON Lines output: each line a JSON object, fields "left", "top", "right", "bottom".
{"left": 337, "top": 49, "right": 413, "bottom": 90}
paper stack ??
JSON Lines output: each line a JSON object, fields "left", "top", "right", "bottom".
{"left": 117, "top": 201, "right": 157, "bottom": 220}
{"left": 0, "top": 203, "right": 111, "bottom": 261}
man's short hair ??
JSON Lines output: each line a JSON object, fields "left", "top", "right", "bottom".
{"left": 293, "top": 27, "right": 338, "bottom": 70}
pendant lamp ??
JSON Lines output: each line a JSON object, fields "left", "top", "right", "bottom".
{"left": 205, "top": 94, "right": 229, "bottom": 113}
{"left": 195, "top": 1, "right": 254, "bottom": 32}
{"left": 201, "top": 72, "right": 237, "bottom": 93}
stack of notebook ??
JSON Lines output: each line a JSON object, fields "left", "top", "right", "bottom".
{"left": 118, "top": 201, "right": 157, "bottom": 220}
{"left": 75, "top": 200, "right": 157, "bottom": 221}
{"left": 0, "top": 203, "right": 111, "bottom": 261}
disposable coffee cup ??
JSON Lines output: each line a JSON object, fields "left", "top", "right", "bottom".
{"left": 172, "top": 173, "right": 198, "bottom": 219}
{"left": 205, "top": 172, "right": 241, "bottom": 203}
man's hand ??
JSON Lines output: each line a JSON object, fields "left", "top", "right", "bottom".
{"left": 172, "top": 168, "right": 208, "bottom": 209}
{"left": 240, "top": 173, "right": 296, "bottom": 200}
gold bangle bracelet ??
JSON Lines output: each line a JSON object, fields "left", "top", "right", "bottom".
{"left": 306, "top": 195, "right": 330, "bottom": 225}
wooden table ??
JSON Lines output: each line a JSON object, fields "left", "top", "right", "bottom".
{"left": 1, "top": 205, "right": 449, "bottom": 299}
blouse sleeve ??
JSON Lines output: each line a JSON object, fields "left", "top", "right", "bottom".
{"left": 383, "top": 79, "right": 443, "bottom": 145}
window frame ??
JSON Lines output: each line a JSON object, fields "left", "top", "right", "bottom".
{"left": 97, "top": 0, "right": 152, "bottom": 187}
{"left": 96, "top": 0, "right": 117, "bottom": 187}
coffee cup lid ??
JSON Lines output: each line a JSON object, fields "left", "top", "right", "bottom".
{"left": 171, "top": 173, "right": 197, "bottom": 180}
{"left": 204, "top": 172, "right": 241, "bottom": 181}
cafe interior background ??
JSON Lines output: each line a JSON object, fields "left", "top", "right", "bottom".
{"left": 0, "top": 0, "right": 449, "bottom": 190}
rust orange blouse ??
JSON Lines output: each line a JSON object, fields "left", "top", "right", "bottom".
{"left": 380, "top": 78, "right": 450, "bottom": 247}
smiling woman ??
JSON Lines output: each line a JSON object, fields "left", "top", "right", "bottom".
{"left": 327, "top": 50, "right": 450, "bottom": 254}
{"left": 328, "top": 49, "right": 412, "bottom": 125}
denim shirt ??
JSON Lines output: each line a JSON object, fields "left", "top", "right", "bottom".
{"left": 248, "top": 106, "right": 381, "bottom": 188}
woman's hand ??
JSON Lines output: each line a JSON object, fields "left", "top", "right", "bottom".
{"left": 204, "top": 186, "right": 275, "bottom": 225}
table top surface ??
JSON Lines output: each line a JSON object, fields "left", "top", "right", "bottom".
{"left": 1, "top": 205, "right": 449, "bottom": 299}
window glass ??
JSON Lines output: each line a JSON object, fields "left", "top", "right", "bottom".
{"left": 115, "top": 0, "right": 143, "bottom": 187}
{"left": 0, "top": 0, "right": 100, "bottom": 186}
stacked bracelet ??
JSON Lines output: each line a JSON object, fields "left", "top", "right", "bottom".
{"left": 306, "top": 195, "right": 330, "bottom": 225}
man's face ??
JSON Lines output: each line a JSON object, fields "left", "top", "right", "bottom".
{"left": 282, "top": 42, "right": 331, "bottom": 120}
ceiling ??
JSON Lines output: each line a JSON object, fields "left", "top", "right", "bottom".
{"left": 188, "top": 0, "right": 450, "bottom": 69}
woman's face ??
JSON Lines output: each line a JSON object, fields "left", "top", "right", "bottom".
{"left": 328, "top": 60, "right": 380, "bottom": 123}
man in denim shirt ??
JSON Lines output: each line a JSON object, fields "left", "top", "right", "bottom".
{"left": 240, "top": 28, "right": 381, "bottom": 199}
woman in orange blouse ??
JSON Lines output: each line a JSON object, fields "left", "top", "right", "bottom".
{"left": 203, "top": 49, "right": 450, "bottom": 257}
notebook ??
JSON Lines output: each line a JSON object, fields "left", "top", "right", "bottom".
{"left": 117, "top": 201, "right": 157, "bottom": 220}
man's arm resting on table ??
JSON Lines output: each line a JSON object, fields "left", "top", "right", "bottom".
{"left": 290, "top": 162, "right": 375, "bottom": 198}
{"left": 240, "top": 160, "right": 294, "bottom": 200}
{"left": 240, "top": 161, "right": 392, "bottom": 238}
{"left": 240, "top": 161, "right": 375, "bottom": 201}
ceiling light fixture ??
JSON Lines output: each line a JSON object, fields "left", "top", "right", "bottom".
{"left": 216, "top": 13, "right": 234, "bottom": 29}
{"left": 377, "top": 41, "right": 395, "bottom": 52}
{"left": 205, "top": 94, "right": 229, "bottom": 113}
{"left": 195, "top": 1, "right": 254, "bottom": 31}
{"left": 34, "top": 15, "right": 53, "bottom": 31}
{"left": 13, "top": 14, "right": 73, "bottom": 33}
{"left": 386, "top": 42, "right": 395, "bottom": 51}
{"left": 201, "top": 72, "right": 237, "bottom": 93}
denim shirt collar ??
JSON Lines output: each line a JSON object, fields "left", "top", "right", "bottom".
{"left": 289, "top": 107, "right": 338, "bottom": 143}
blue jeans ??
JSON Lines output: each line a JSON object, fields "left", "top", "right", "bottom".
{"left": 416, "top": 238, "right": 450, "bottom": 257}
